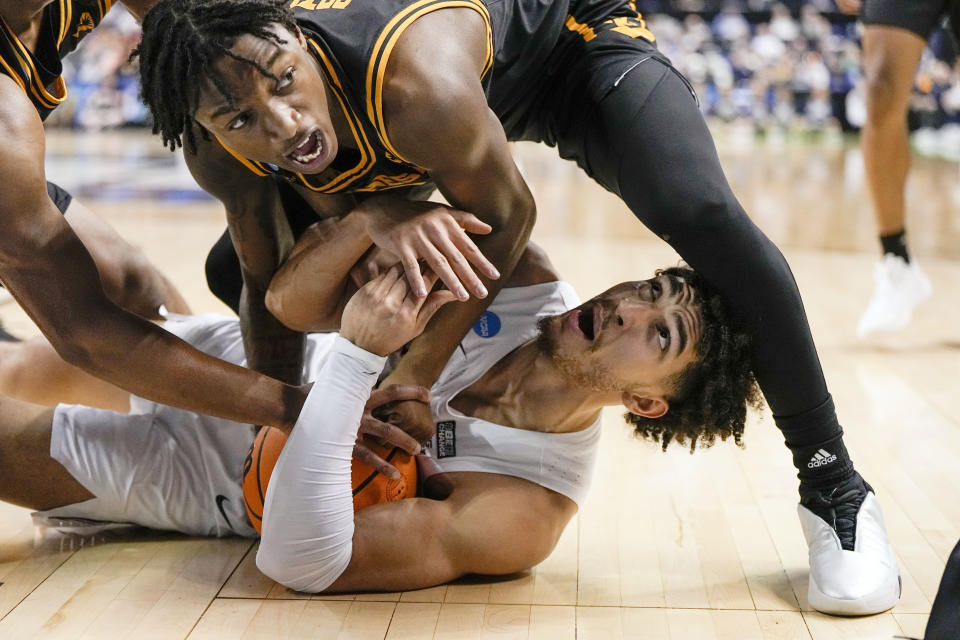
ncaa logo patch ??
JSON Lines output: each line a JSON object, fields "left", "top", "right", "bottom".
{"left": 473, "top": 311, "right": 501, "bottom": 338}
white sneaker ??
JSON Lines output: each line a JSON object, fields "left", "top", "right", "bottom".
{"left": 856, "top": 254, "right": 932, "bottom": 338}
{"left": 0, "top": 287, "right": 12, "bottom": 306}
{"left": 799, "top": 492, "right": 901, "bottom": 615}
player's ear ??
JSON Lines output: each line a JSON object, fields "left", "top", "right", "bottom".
{"left": 294, "top": 26, "right": 307, "bottom": 49}
{"left": 622, "top": 391, "right": 668, "bottom": 419}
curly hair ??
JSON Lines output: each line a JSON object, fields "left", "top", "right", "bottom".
{"left": 133, "top": 0, "right": 298, "bottom": 152}
{"left": 626, "top": 265, "right": 763, "bottom": 452}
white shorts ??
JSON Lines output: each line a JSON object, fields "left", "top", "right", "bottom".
{"left": 38, "top": 313, "right": 266, "bottom": 537}
{"left": 41, "top": 404, "right": 257, "bottom": 537}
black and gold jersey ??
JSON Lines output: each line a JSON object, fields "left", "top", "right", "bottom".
{"left": 223, "top": 0, "right": 654, "bottom": 194}
{"left": 0, "top": 0, "right": 110, "bottom": 121}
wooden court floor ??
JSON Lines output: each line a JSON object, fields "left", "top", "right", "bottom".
{"left": 0, "top": 131, "right": 958, "bottom": 639}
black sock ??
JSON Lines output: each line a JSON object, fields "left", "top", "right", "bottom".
{"left": 774, "top": 395, "right": 856, "bottom": 490}
{"left": 880, "top": 230, "right": 909, "bottom": 263}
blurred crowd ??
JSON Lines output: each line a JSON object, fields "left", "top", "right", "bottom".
{"left": 52, "top": 2, "right": 960, "bottom": 158}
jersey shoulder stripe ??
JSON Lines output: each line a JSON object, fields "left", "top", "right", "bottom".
{"left": 0, "top": 0, "right": 108, "bottom": 120}
{"left": 365, "top": 0, "right": 494, "bottom": 165}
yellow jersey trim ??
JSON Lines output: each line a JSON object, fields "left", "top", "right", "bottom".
{"left": 57, "top": 0, "right": 67, "bottom": 48}
{"left": 298, "top": 38, "right": 376, "bottom": 192}
{"left": 366, "top": 0, "right": 493, "bottom": 166}
{"left": 0, "top": 55, "right": 26, "bottom": 92}
{"left": 57, "top": 0, "right": 74, "bottom": 49}
{"left": 214, "top": 137, "right": 271, "bottom": 177}
{"left": 2, "top": 21, "right": 65, "bottom": 109}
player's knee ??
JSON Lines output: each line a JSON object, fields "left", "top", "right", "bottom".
{"left": 641, "top": 187, "right": 746, "bottom": 246}
{"left": 863, "top": 64, "right": 907, "bottom": 119}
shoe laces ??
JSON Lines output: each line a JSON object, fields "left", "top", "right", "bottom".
{"left": 801, "top": 475, "right": 869, "bottom": 551}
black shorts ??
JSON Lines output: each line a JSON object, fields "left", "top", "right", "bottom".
{"left": 46, "top": 181, "right": 73, "bottom": 215}
{"left": 862, "top": 0, "right": 953, "bottom": 39}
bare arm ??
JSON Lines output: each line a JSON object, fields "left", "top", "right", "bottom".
{"left": 266, "top": 199, "right": 494, "bottom": 332}
{"left": 328, "top": 478, "right": 576, "bottom": 593}
{"left": 369, "top": 9, "right": 535, "bottom": 435}
{"left": 0, "top": 78, "right": 305, "bottom": 429}
{"left": 265, "top": 214, "right": 371, "bottom": 332}
{"left": 184, "top": 135, "right": 305, "bottom": 384}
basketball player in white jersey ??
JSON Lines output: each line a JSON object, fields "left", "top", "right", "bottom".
{"left": 0, "top": 248, "right": 772, "bottom": 593}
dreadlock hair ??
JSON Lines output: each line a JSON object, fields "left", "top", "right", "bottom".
{"left": 133, "top": 0, "right": 299, "bottom": 152}
{"left": 626, "top": 265, "right": 763, "bottom": 453}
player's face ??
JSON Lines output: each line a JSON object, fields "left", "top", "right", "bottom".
{"left": 538, "top": 274, "right": 703, "bottom": 396}
{"left": 193, "top": 25, "right": 338, "bottom": 175}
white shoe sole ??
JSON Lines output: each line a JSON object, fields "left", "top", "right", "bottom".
{"left": 808, "top": 572, "right": 901, "bottom": 616}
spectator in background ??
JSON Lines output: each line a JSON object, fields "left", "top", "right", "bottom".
{"left": 53, "top": 2, "right": 960, "bottom": 146}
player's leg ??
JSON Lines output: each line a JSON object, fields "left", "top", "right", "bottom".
{"left": 924, "top": 537, "right": 960, "bottom": 640}
{"left": 856, "top": 24, "right": 931, "bottom": 336}
{"left": 567, "top": 53, "right": 898, "bottom": 614}
{"left": 855, "top": 0, "right": 949, "bottom": 336}
{"left": 0, "top": 336, "right": 131, "bottom": 411}
{"left": 862, "top": 26, "right": 925, "bottom": 240}
{"left": 58, "top": 186, "right": 191, "bottom": 319}
{"left": 0, "top": 395, "right": 93, "bottom": 511}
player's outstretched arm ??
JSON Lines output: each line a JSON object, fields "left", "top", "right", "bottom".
{"left": 0, "top": 79, "right": 306, "bottom": 430}
{"left": 257, "top": 267, "right": 455, "bottom": 592}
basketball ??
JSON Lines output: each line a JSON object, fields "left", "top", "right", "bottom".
{"left": 242, "top": 426, "right": 417, "bottom": 534}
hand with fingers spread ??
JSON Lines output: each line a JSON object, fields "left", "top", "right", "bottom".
{"left": 340, "top": 265, "right": 459, "bottom": 357}
{"left": 353, "top": 384, "right": 430, "bottom": 479}
{"left": 355, "top": 197, "right": 500, "bottom": 301}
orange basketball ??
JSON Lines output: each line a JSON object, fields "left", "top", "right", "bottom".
{"left": 242, "top": 426, "right": 417, "bottom": 534}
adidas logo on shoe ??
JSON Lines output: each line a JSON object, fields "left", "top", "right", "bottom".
{"left": 807, "top": 449, "right": 837, "bottom": 468}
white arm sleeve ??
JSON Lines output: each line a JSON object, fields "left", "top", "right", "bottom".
{"left": 256, "top": 336, "right": 386, "bottom": 593}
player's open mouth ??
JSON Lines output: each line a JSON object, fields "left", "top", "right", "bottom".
{"left": 568, "top": 303, "right": 599, "bottom": 341}
{"left": 287, "top": 130, "right": 325, "bottom": 168}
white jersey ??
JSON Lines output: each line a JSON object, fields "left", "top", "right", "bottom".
{"left": 42, "top": 281, "right": 601, "bottom": 536}
{"left": 426, "top": 282, "right": 602, "bottom": 508}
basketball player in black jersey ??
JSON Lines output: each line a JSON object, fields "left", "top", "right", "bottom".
{"left": 0, "top": 1, "right": 191, "bottom": 319}
{"left": 135, "top": 0, "right": 900, "bottom": 615}
{"left": 0, "top": 2, "right": 418, "bottom": 475}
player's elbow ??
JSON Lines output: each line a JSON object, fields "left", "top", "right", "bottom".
{"left": 256, "top": 540, "right": 353, "bottom": 594}
{"left": 481, "top": 184, "right": 536, "bottom": 246}
{"left": 507, "top": 188, "right": 536, "bottom": 236}
{"left": 264, "top": 286, "right": 340, "bottom": 332}
{"left": 45, "top": 323, "right": 104, "bottom": 373}
{"left": 263, "top": 287, "right": 299, "bottom": 329}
